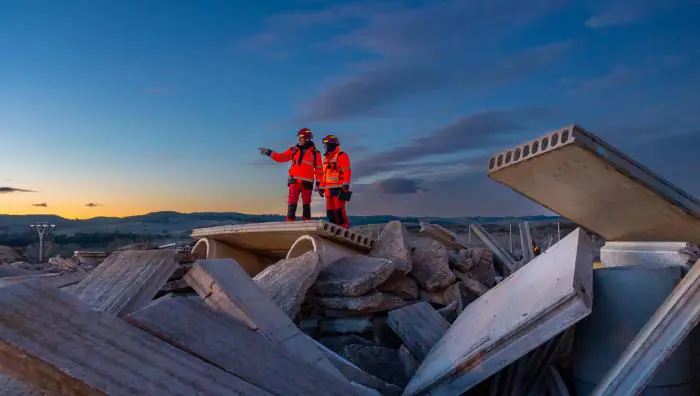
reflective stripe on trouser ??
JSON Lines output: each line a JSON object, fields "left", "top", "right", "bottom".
{"left": 325, "top": 188, "right": 349, "bottom": 228}
{"left": 287, "top": 181, "right": 313, "bottom": 220}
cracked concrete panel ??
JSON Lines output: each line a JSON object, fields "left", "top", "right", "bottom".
{"left": 318, "top": 291, "right": 410, "bottom": 314}
{"left": 379, "top": 276, "right": 419, "bottom": 300}
{"left": 455, "top": 248, "right": 497, "bottom": 287}
{"left": 315, "top": 256, "right": 397, "bottom": 297}
{"left": 410, "top": 241, "right": 456, "bottom": 292}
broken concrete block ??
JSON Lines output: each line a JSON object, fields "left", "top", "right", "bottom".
{"left": 399, "top": 345, "right": 420, "bottom": 378}
{"left": 404, "top": 228, "right": 594, "bottom": 395}
{"left": 418, "top": 288, "right": 449, "bottom": 306}
{"left": 0, "top": 375, "right": 40, "bottom": 395}
{"left": 287, "top": 234, "right": 362, "bottom": 268}
{"left": 437, "top": 301, "right": 459, "bottom": 323}
{"left": 185, "top": 258, "right": 345, "bottom": 380}
{"left": 387, "top": 302, "right": 451, "bottom": 362}
{"left": 314, "top": 338, "right": 403, "bottom": 396}
{"left": 315, "top": 256, "right": 397, "bottom": 297}
{"left": 318, "top": 290, "right": 410, "bottom": 313}
{"left": 342, "top": 344, "right": 410, "bottom": 388}
{"left": 299, "top": 317, "right": 320, "bottom": 337}
{"left": 455, "top": 247, "right": 497, "bottom": 287}
{"left": 378, "top": 276, "right": 418, "bottom": 300}
{"left": 254, "top": 250, "right": 322, "bottom": 319}
{"left": 319, "top": 334, "right": 377, "bottom": 355}
{"left": 127, "top": 296, "right": 360, "bottom": 396}
{"left": 454, "top": 270, "right": 490, "bottom": 296}
{"left": 320, "top": 317, "right": 374, "bottom": 335}
{"left": 72, "top": 249, "right": 177, "bottom": 317}
{"left": 410, "top": 241, "right": 456, "bottom": 291}
{"left": 0, "top": 280, "right": 269, "bottom": 395}
{"left": 369, "top": 221, "right": 412, "bottom": 274}
{"left": 371, "top": 315, "right": 403, "bottom": 349}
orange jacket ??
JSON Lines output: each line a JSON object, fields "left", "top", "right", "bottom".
{"left": 321, "top": 147, "right": 351, "bottom": 188}
{"left": 270, "top": 144, "right": 322, "bottom": 183}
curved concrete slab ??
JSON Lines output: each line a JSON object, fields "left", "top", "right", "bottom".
{"left": 286, "top": 235, "right": 361, "bottom": 268}
{"left": 191, "top": 238, "right": 271, "bottom": 277}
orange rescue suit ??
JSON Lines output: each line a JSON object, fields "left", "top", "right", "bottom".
{"left": 271, "top": 145, "right": 323, "bottom": 183}
{"left": 321, "top": 147, "right": 351, "bottom": 188}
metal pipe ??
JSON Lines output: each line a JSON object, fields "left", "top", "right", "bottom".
{"left": 519, "top": 222, "right": 531, "bottom": 264}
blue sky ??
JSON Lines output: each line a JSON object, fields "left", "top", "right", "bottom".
{"left": 1, "top": 0, "right": 699, "bottom": 218}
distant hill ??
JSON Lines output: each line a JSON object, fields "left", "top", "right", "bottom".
{"left": 0, "top": 211, "right": 566, "bottom": 236}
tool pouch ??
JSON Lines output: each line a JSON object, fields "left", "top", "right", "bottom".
{"left": 287, "top": 177, "right": 297, "bottom": 186}
{"left": 339, "top": 189, "right": 352, "bottom": 202}
{"left": 301, "top": 181, "right": 314, "bottom": 190}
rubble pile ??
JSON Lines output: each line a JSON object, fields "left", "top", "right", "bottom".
{"left": 1, "top": 123, "right": 700, "bottom": 395}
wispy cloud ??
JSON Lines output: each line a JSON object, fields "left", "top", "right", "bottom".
{"left": 364, "top": 177, "right": 428, "bottom": 194}
{"left": 85, "top": 203, "right": 102, "bottom": 208}
{"left": 0, "top": 187, "right": 35, "bottom": 194}
{"left": 584, "top": 0, "right": 699, "bottom": 28}
{"left": 32, "top": 203, "right": 48, "bottom": 207}
{"left": 564, "top": 66, "right": 639, "bottom": 95}
{"left": 243, "top": 0, "right": 570, "bottom": 123}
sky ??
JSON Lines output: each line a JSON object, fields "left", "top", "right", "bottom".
{"left": 1, "top": 0, "right": 700, "bottom": 219}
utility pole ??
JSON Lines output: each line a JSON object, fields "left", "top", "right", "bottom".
{"left": 29, "top": 223, "right": 55, "bottom": 263}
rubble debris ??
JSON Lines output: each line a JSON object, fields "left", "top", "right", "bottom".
{"left": 314, "top": 339, "right": 403, "bottom": 396}
{"left": 378, "top": 275, "right": 418, "bottom": 300}
{"left": 315, "top": 255, "right": 397, "bottom": 297}
{"left": 368, "top": 221, "right": 412, "bottom": 274}
{"left": 0, "top": 264, "right": 34, "bottom": 277}
{"left": 47, "top": 255, "right": 83, "bottom": 272}
{"left": 318, "top": 290, "right": 409, "bottom": 313}
{"left": 72, "top": 250, "right": 106, "bottom": 269}
{"left": 455, "top": 247, "right": 497, "bottom": 287}
{"left": 436, "top": 301, "right": 459, "bottom": 323}
{"left": 409, "top": 241, "right": 456, "bottom": 291}
{"left": 126, "top": 296, "right": 361, "bottom": 396}
{"left": 116, "top": 241, "right": 159, "bottom": 251}
{"left": 387, "top": 302, "right": 450, "bottom": 362}
{"left": 454, "top": 270, "right": 490, "bottom": 297}
{"left": 320, "top": 317, "right": 373, "bottom": 335}
{"left": 319, "top": 334, "right": 376, "bottom": 354}
{"left": 469, "top": 223, "right": 516, "bottom": 275}
{"left": 418, "top": 288, "right": 448, "bottom": 306}
{"left": 371, "top": 315, "right": 403, "bottom": 348}
{"left": 184, "top": 258, "right": 345, "bottom": 379}
{"left": 299, "top": 317, "right": 320, "bottom": 336}
{"left": 342, "top": 344, "right": 410, "bottom": 388}
{"left": 404, "top": 228, "right": 594, "bottom": 395}
{"left": 487, "top": 123, "right": 700, "bottom": 244}
{"left": 0, "top": 281, "right": 270, "bottom": 395}
{"left": 254, "top": 251, "right": 322, "bottom": 319}
{"left": 72, "top": 249, "right": 177, "bottom": 317}
{"left": 591, "top": 259, "right": 700, "bottom": 396}
{"left": 0, "top": 246, "right": 23, "bottom": 264}
{"left": 399, "top": 345, "right": 420, "bottom": 378}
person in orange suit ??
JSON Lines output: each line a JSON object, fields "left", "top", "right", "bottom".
{"left": 319, "top": 134, "right": 352, "bottom": 228}
{"left": 259, "top": 128, "right": 322, "bottom": 221}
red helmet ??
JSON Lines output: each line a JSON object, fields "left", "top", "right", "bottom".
{"left": 297, "top": 128, "right": 313, "bottom": 140}
{"left": 322, "top": 134, "right": 339, "bottom": 145}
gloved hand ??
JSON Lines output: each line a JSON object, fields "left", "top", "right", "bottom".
{"left": 314, "top": 182, "right": 320, "bottom": 192}
{"left": 342, "top": 184, "right": 350, "bottom": 191}
{"left": 258, "top": 147, "right": 272, "bottom": 156}
{"left": 318, "top": 189, "right": 325, "bottom": 198}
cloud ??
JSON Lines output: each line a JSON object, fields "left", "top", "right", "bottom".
{"left": 365, "top": 177, "right": 427, "bottom": 194}
{"left": 244, "top": 1, "right": 570, "bottom": 123}
{"left": 32, "top": 203, "right": 48, "bottom": 207}
{"left": 584, "top": 1, "right": 699, "bottom": 28}
{"left": 351, "top": 108, "right": 554, "bottom": 179}
{"left": 563, "top": 66, "right": 639, "bottom": 95}
{"left": 85, "top": 203, "right": 102, "bottom": 207}
{"left": 0, "top": 187, "right": 35, "bottom": 194}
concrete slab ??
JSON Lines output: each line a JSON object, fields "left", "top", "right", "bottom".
{"left": 387, "top": 302, "right": 450, "bottom": 362}
{"left": 126, "top": 296, "right": 361, "bottom": 396}
{"left": 191, "top": 237, "right": 272, "bottom": 276}
{"left": 0, "top": 280, "right": 269, "bottom": 395}
{"left": 191, "top": 220, "right": 374, "bottom": 258}
{"left": 72, "top": 249, "right": 177, "bottom": 317}
{"left": 404, "top": 228, "right": 594, "bottom": 395}
{"left": 286, "top": 235, "right": 363, "bottom": 268}
{"left": 487, "top": 124, "right": 700, "bottom": 244}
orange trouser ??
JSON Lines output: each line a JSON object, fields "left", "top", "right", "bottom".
{"left": 287, "top": 180, "right": 313, "bottom": 221}
{"left": 325, "top": 188, "right": 349, "bottom": 228}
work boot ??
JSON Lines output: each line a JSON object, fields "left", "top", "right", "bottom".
{"left": 326, "top": 209, "right": 337, "bottom": 224}
{"left": 302, "top": 204, "right": 312, "bottom": 221}
{"left": 286, "top": 204, "right": 298, "bottom": 221}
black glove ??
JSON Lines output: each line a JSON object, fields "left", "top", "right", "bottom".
{"left": 342, "top": 184, "right": 350, "bottom": 191}
{"left": 319, "top": 189, "right": 325, "bottom": 197}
